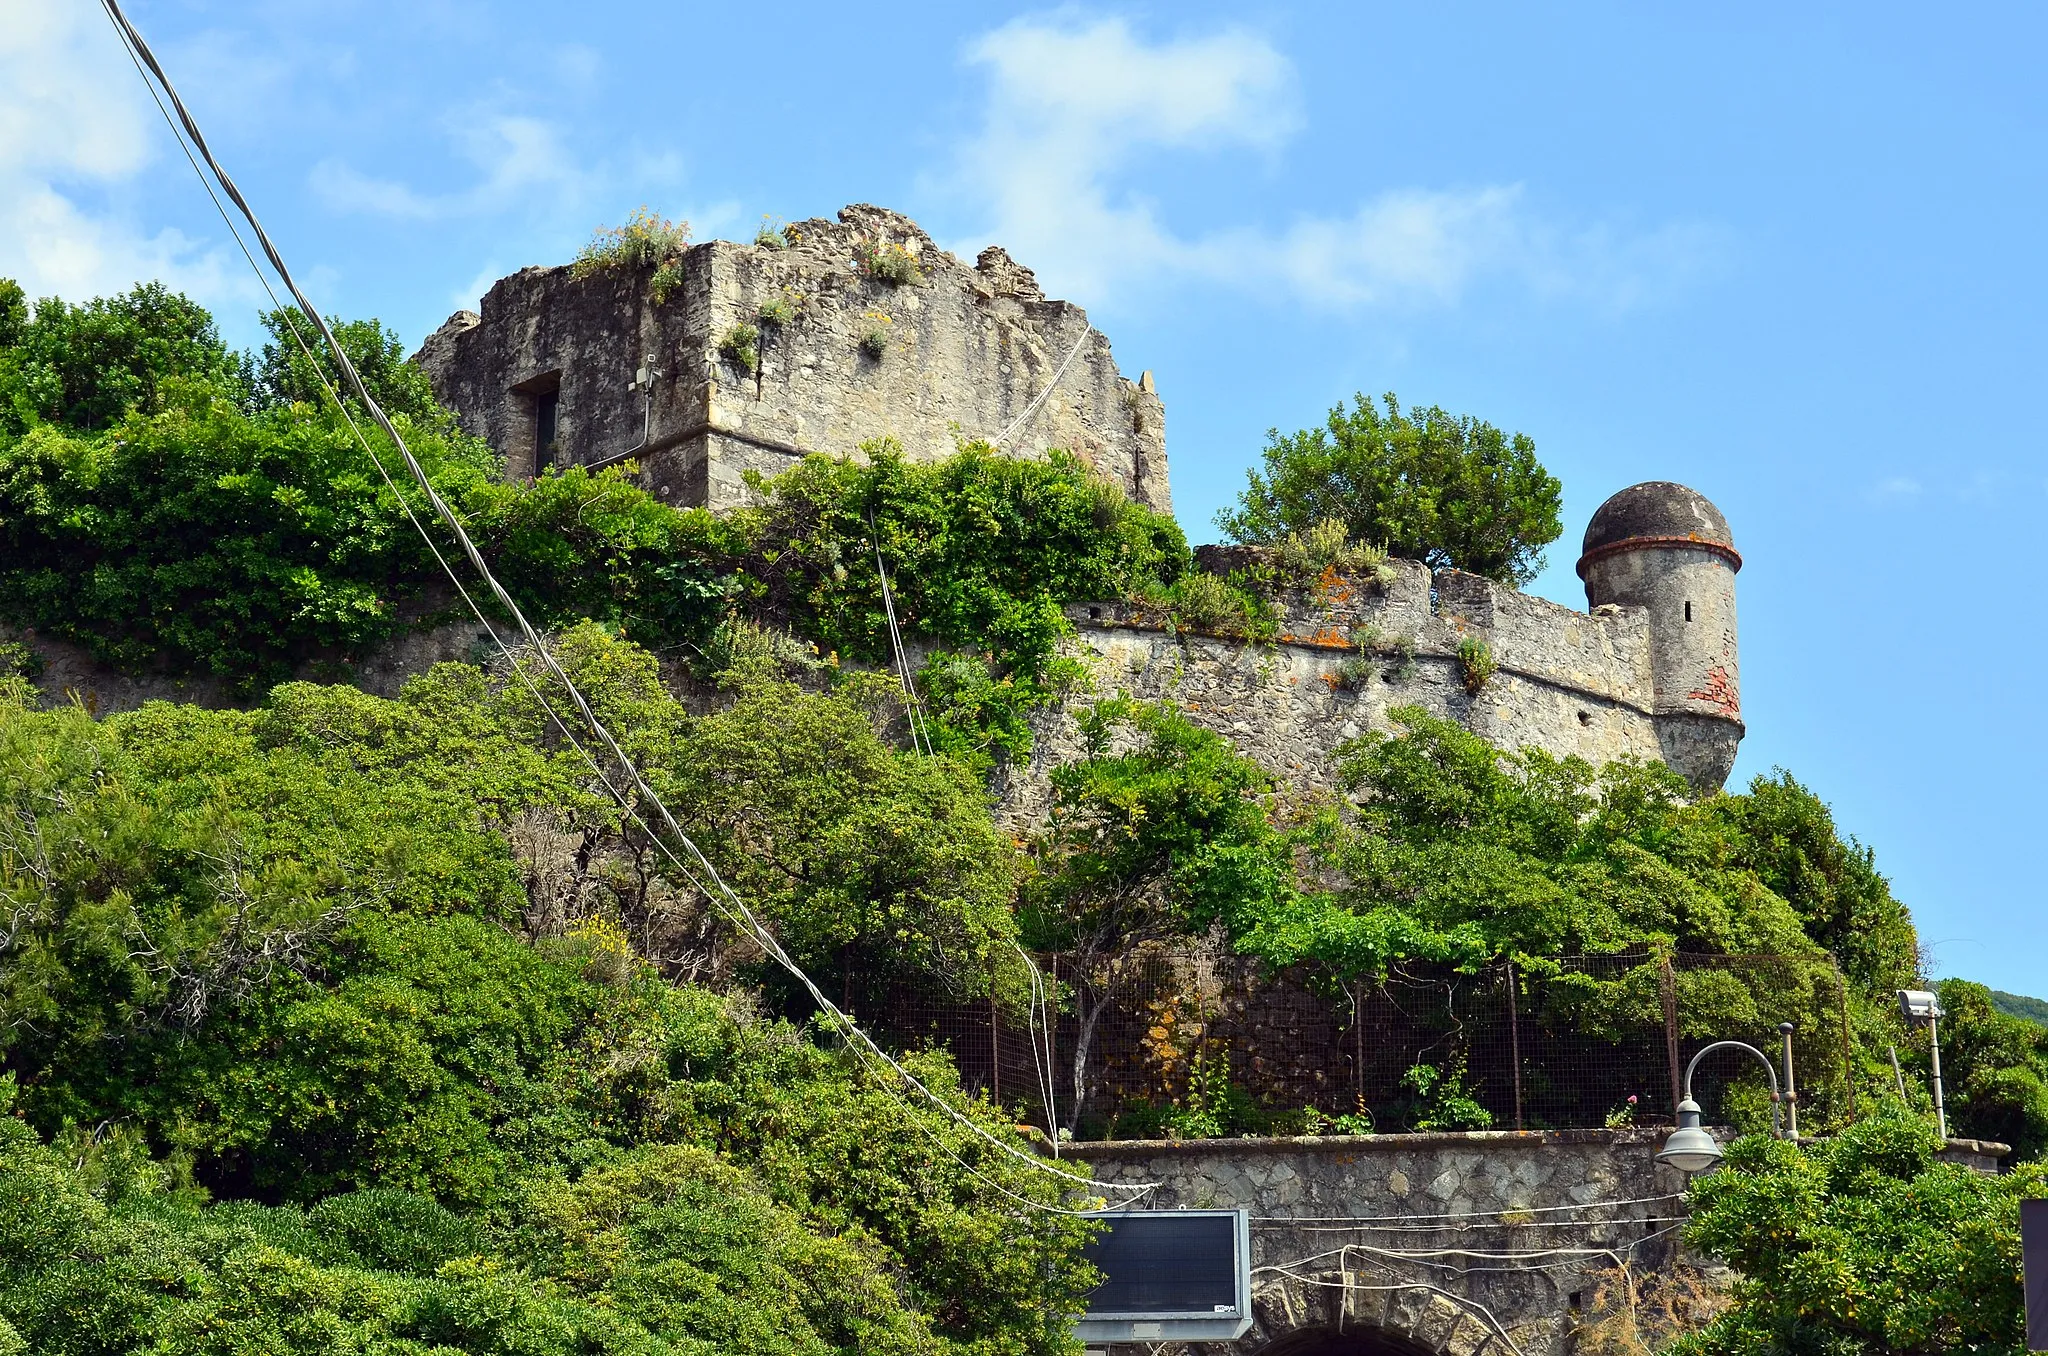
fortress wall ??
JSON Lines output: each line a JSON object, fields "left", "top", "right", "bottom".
{"left": 998, "top": 561, "right": 1678, "bottom": 824}
{"left": 690, "top": 207, "right": 1168, "bottom": 510}
{"left": 415, "top": 205, "right": 1170, "bottom": 513}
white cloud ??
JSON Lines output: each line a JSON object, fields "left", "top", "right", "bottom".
{"left": 312, "top": 114, "right": 593, "bottom": 220}
{"left": 942, "top": 15, "right": 1720, "bottom": 314}
{"left": 0, "top": 1, "right": 239, "bottom": 302}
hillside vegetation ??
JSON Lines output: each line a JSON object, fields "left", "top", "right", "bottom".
{"left": 4, "top": 281, "right": 2048, "bottom": 1354}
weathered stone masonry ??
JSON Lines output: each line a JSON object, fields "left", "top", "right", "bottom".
{"left": 418, "top": 211, "right": 1746, "bottom": 796}
{"left": 415, "top": 204, "right": 1170, "bottom": 513}
{"left": 1067, "top": 1130, "right": 2006, "bottom": 1356}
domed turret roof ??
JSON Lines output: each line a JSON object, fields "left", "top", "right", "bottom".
{"left": 1578, "top": 482, "right": 1738, "bottom": 575}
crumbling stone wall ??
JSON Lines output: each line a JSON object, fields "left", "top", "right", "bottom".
{"left": 999, "top": 553, "right": 1742, "bottom": 829}
{"left": 414, "top": 205, "right": 1169, "bottom": 513}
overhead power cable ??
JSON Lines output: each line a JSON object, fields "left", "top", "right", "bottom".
{"left": 991, "top": 322, "right": 1093, "bottom": 450}
{"left": 95, "top": 0, "right": 1150, "bottom": 1204}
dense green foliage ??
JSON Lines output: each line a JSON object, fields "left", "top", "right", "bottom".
{"left": 0, "top": 656, "right": 1092, "bottom": 1354}
{"left": 1992, "top": 988, "right": 2048, "bottom": 1026}
{"left": 0, "top": 280, "right": 243, "bottom": 435}
{"left": 0, "top": 381, "right": 497, "bottom": 686}
{"left": 0, "top": 281, "right": 1187, "bottom": 744}
{"left": 1919, "top": 979, "right": 2048, "bottom": 1161}
{"left": 1219, "top": 391, "right": 1564, "bottom": 584}
{"left": 1677, "top": 1115, "right": 2048, "bottom": 1356}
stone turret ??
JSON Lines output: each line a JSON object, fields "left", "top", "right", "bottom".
{"left": 1577, "top": 481, "right": 1742, "bottom": 789}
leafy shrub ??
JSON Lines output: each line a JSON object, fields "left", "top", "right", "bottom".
{"left": 859, "top": 311, "right": 892, "bottom": 359}
{"left": 0, "top": 384, "right": 498, "bottom": 688}
{"left": 1276, "top": 516, "right": 1397, "bottom": 586}
{"left": 756, "top": 292, "right": 797, "bottom": 328}
{"left": 0, "top": 642, "right": 38, "bottom": 681}
{"left": 1152, "top": 569, "right": 1273, "bottom": 639}
{"left": 650, "top": 258, "right": 686, "bottom": 304}
{"left": 1676, "top": 1115, "right": 2048, "bottom": 1356}
{"left": 569, "top": 207, "right": 691, "bottom": 286}
{"left": 853, "top": 238, "right": 923, "bottom": 286}
{"left": 1398, "top": 1059, "right": 1494, "bottom": 1131}
{"left": 719, "top": 322, "right": 761, "bottom": 375}
{"left": 1457, "top": 635, "right": 1497, "bottom": 694}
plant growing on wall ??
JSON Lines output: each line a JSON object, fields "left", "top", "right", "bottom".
{"left": 1021, "top": 699, "right": 1297, "bottom": 1132}
{"left": 859, "top": 311, "right": 893, "bottom": 359}
{"left": 754, "top": 215, "right": 790, "bottom": 249}
{"left": 854, "top": 237, "right": 924, "bottom": 286}
{"left": 1458, "top": 636, "right": 1497, "bottom": 694}
{"left": 570, "top": 207, "right": 691, "bottom": 301}
{"left": 1277, "top": 516, "right": 1399, "bottom": 588}
{"left": 756, "top": 292, "right": 798, "bottom": 328}
{"left": 719, "top": 322, "right": 761, "bottom": 375}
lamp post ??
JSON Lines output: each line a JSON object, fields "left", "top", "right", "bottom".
{"left": 1656, "top": 1039, "right": 1788, "bottom": 1175}
{"left": 1897, "top": 989, "right": 1947, "bottom": 1140}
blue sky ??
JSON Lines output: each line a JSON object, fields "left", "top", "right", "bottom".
{"left": 6, "top": 1, "right": 2045, "bottom": 994}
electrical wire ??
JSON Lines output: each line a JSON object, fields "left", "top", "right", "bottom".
{"left": 991, "top": 322, "right": 1094, "bottom": 450}
{"left": 1249, "top": 1191, "right": 1683, "bottom": 1225}
{"left": 95, "top": 0, "right": 1154, "bottom": 1201}
{"left": 1274, "top": 1215, "right": 1688, "bottom": 1236}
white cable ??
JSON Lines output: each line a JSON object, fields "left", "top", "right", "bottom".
{"left": 1274, "top": 1215, "right": 1688, "bottom": 1235}
{"left": 1252, "top": 1261, "right": 1528, "bottom": 1356}
{"left": 1009, "top": 937, "right": 1059, "bottom": 1153}
{"left": 868, "top": 521, "right": 932, "bottom": 757}
{"left": 97, "top": 0, "right": 1152, "bottom": 1199}
{"left": 1250, "top": 1192, "right": 1682, "bottom": 1225}
{"left": 991, "top": 324, "right": 1093, "bottom": 450}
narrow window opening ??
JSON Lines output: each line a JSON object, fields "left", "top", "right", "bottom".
{"left": 535, "top": 390, "right": 560, "bottom": 473}
{"left": 1684, "top": 600, "right": 1693, "bottom": 622}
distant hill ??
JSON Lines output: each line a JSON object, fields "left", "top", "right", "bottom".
{"left": 1991, "top": 989, "right": 2048, "bottom": 1026}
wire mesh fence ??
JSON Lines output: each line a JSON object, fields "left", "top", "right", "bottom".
{"left": 867, "top": 947, "right": 1855, "bottom": 1141}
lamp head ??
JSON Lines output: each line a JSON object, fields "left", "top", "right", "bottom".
{"left": 1657, "top": 1098, "right": 1723, "bottom": 1174}
{"left": 1897, "top": 990, "right": 1944, "bottom": 1026}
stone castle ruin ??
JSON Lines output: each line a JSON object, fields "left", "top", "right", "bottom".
{"left": 415, "top": 204, "right": 1170, "bottom": 513}
{"left": 418, "top": 204, "right": 1743, "bottom": 791}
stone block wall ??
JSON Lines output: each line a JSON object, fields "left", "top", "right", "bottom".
{"left": 1067, "top": 1129, "right": 1704, "bottom": 1356}
{"left": 414, "top": 205, "right": 1169, "bottom": 513}
{"left": 999, "top": 554, "right": 1737, "bottom": 827}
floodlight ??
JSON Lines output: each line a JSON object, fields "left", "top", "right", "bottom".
{"left": 1073, "top": 1209, "right": 1253, "bottom": 1344}
{"left": 1897, "top": 990, "right": 1944, "bottom": 1025}
{"left": 1896, "top": 990, "right": 1950, "bottom": 1138}
{"left": 1656, "top": 1098, "right": 1724, "bottom": 1174}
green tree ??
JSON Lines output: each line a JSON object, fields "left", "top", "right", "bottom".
{"left": 658, "top": 669, "right": 1021, "bottom": 1006}
{"left": 1219, "top": 392, "right": 1563, "bottom": 585}
{"left": 1705, "top": 773, "right": 1919, "bottom": 996}
{"left": 1022, "top": 699, "right": 1295, "bottom": 1129}
{"left": 1676, "top": 1115, "right": 2048, "bottom": 1356}
{"left": 0, "top": 280, "right": 244, "bottom": 435}
{"left": 249, "top": 306, "right": 446, "bottom": 427}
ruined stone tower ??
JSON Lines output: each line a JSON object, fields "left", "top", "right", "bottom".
{"left": 1576, "top": 481, "right": 1742, "bottom": 789}
{"left": 413, "top": 205, "right": 1170, "bottom": 513}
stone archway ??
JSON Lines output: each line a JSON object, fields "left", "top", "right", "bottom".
{"left": 1253, "top": 1327, "right": 1439, "bottom": 1356}
{"left": 1237, "top": 1270, "right": 1512, "bottom": 1356}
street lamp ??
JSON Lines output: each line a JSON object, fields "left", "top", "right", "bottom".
{"left": 1656, "top": 1039, "right": 1788, "bottom": 1175}
{"left": 1897, "top": 989, "right": 1948, "bottom": 1140}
